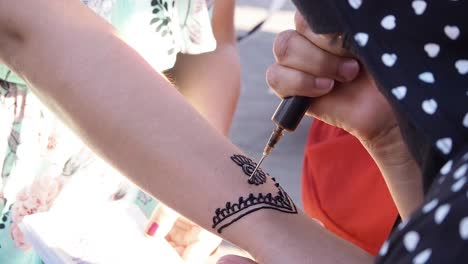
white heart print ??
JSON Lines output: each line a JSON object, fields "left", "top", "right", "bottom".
{"left": 439, "top": 175, "right": 447, "bottom": 184}
{"left": 379, "top": 241, "right": 389, "bottom": 256}
{"left": 463, "top": 113, "right": 468, "bottom": 127}
{"left": 354, "top": 33, "right": 369, "bottom": 47}
{"left": 440, "top": 160, "right": 453, "bottom": 175}
{"left": 445, "top": 25, "right": 460, "bottom": 40}
{"left": 348, "top": 0, "right": 362, "bottom": 9}
{"left": 454, "top": 164, "right": 467, "bottom": 180}
{"left": 455, "top": 60, "right": 468, "bottom": 75}
{"left": 392, "top": 86, "right": 407, "bottom": 100}
{"left": 452, "top": 177, "right": 466, "bottom": 192}
{"left": 412, "top": 0, "right": 427, "bottom": 15}
{"left": 413, "top": 249, "right": 432, "bottom": 264}
{"left": 424, "top": 43, "right": 440, "bottom": 58}
{"left": 422, "top": 199, "right": 439, "bottom": 213}
{"left": 422, "top": 99, "right": 437, "bottom": 114}
{"left": 435, "top": 204, "right": 451, "bottom": 224}
{"left": 419, "top": 72, "right": 435, "bottom": 83}
{"left": 398, "top": 220, "right": 408, "bottom": 231}
{"left": 460, "top": 217, "right": 468, "bottom": 240}
{"left": 436, "top": 137, "right": 453, "bottom": 155}
{"left": 382, "top": 53, "right": 397, "bottom": 67}
{"left": 403, "top": 231, "right": 420, "bottom": 251}
{"left": 381, "top": 15, "right": 396, "bottom": 30}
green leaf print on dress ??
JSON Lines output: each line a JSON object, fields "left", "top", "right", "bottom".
{"left": 0, "top": 81, "right": 28, "bottom": 214}
{"left": 150, "top": 0, "right": 176, "bottom": 54}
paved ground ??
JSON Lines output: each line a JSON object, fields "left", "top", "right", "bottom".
{"left": 208, "top": 1, "right": 313, "bottom": 262}
{"left": 232, "top": 0, "right": 307, "bottom": 207}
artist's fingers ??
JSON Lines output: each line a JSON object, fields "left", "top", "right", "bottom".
{"left": 182, "top": 228, "right": 222, "bottom": 262}
{"left": 266, "top": 64, "right": 334, "bottom": 99}
{"left": 294, "top": 12, "right": 350, "bottom": 57}
{"left": 217, "top": 255, "right": 258, "bottom": 264}
{"left": 273, "top": 30, "right": 359, "bottom": 83}
{"left": 145, "top": 204, "right": 179, "bottom": 238}
{"left": 166, "top": 218, "right": 195, "bottom": 247}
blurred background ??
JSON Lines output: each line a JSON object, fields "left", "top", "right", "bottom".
{"left": 209, "top": 1, "right": 312, "bottom": 262}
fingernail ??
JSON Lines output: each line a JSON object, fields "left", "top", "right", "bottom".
{"left": 338, "top": 59, "right": 359, "bottom": 81}
{"left": 210, "top": 244, "right": 221, "bottom": 256}
{"left": 315, "top": 78, "right": 334, "bottom": 90}
{"left": 146, "top": 221, "right": 159, "bottom": 237}
{"left": 217, "top": 260, "right": 235, "bottom": 264}
{"left": 217, "top": 256, "right": 250, "bottom": 264}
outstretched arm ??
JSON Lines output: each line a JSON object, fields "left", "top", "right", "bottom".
{"left": 168, "top": 0, "right": 240, "bottom": 135}
{"left": 0, "top": 1, "right": 371, "bottom": 263}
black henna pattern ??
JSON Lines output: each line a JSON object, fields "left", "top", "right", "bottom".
{"left": 212, "top": 155, "right": 298, "bottom": 233}
{"left": 231, "top": 154, "right": 267, "bottom": 185}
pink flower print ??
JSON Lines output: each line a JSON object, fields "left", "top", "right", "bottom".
{"left": 188, "top": 24, "right": 202, "bottom": 44}
{"left": 47, "top": 135, "right": 57, "bottom": 151}
{"left": 9, "top": 223, "right": 29, "bottom": 250}
{"left": 205, "top": 0, "right": 214, "bottom": 8}
{"left": 0, "top": 192, "right": 5, "bottom": 207}
{"left": 193, "top": 0, "right": 205, "bottom": 13}
{"left": 10, "top": 175, "right": 66, "bottom": 250}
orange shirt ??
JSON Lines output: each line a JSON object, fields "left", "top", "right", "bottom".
{"left": 302, "top": 120, "right": 398, "bottom": 255}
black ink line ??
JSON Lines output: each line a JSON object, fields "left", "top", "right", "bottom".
{"left": 217, "top": 206, "right": 297, "bottom": 233}
{"left": 212, "top": 189, "right": 297, "bottom": 233}
{"left": 213, "top": 191, "right": 295, "bottom": 225}
{"left": 231, "top": 154, "right": 267, "bottom": 185}
{"left": 212, "top": 155, "right": 298, "bottom": 233}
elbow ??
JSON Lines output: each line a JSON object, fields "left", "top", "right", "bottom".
{"left": 0, "top": 6, "right": 28, "bottom": 68}
{"left": 215, "top": 42, "right": 240, "bottom": 70}
{"left": 0, "top": 27, "right": 26, "bottom": 72}
{"left": 216, "top": 43, "right": 241, "bottom": 96}
{"left": 213, "top": 33, "right": 237, "bottom": 49}
{"left": 0, "top": 29, "right": 26, "bottom": 71}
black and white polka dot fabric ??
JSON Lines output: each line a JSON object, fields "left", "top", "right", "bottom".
{"left": 376, "top": 149, "right": 468, "bottom": 263}
{"left": 292, "top": 0, "right": 468, "bottom": 263}
{"left": 339, "top": 0, "right": 468, "bottom": 182}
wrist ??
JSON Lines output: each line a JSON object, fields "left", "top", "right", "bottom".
{"left": 241, "top": 210, "right": 372, "bottom": 264}
{"left": 240, "top": 210, "right": 311, "bottom": 263}
{"left": 359, "top": 124, "right": 414, "bottom": 168}
{"left": 359, "top": 125, "right": 423, "bottom": 219}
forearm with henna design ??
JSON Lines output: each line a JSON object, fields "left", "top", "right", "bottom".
{"left": 212, "top": 155, "right": 298, "bottom": 233}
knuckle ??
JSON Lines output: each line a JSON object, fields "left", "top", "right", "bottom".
{"left": 266, "top": 65, "right": 289, "bottom": 98}
{"left": 295, "top": 72, "right": 314, "bottom": 92}
{"left": 294, "top": 12, "right": 309, "bottom": 35}
{"left": 314, "top": 53, "right": 330, "bottom": 74}
{"left": 273, "top": 30, "right": 296, "bottom": 62}
{"left": 315, "top": 54, "right": 340, "bottom": 78}
{"left": 266, "top": 65, "right": 279, "bottom": 89}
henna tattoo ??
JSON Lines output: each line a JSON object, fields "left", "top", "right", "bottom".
{"left": 212, "top": 155, "right": 298, "bottom": 233}
{"left": 231, "top": 154, "right": 267, "bottom": 185}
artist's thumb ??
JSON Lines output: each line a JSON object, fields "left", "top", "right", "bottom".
{"left": 145, "top": 203, "right": 179, "bottom": 238}
{"left": 217, "top": 255, "right": 258, "bottom": 264}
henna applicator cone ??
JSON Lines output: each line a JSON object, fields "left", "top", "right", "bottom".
{"left": 249, "top": 96, "right": 312, "bottom": 180}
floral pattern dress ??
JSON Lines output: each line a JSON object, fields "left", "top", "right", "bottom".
{"left": 0, "top": 1, "right": 216, "bottom": 263}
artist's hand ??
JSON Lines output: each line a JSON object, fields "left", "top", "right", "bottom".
{"left": 267, "top": 12, "right": 397, "bottom": 146}
{"left": 217, "top": 255, "right": 258, "bottom": 264}
{"left": 146, "top": 204, "right": 222, "bottom": 262}
{"left": 267, "top": 12, "right": 423, "bottom": 218}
